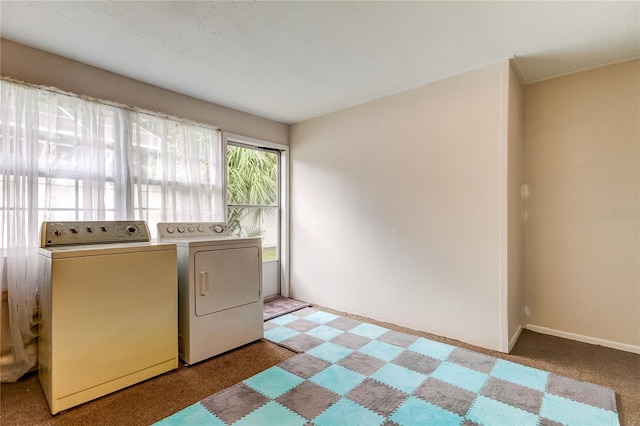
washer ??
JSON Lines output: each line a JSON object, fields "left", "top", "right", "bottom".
{"left": 157, "top": 222, "right": 263, "bottom": 365}
{"left": 38, "top": 221, "right": 178, "bottom": 414}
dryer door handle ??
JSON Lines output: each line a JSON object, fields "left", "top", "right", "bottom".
{"left": 199, "top": 271, "right": 209, "bottom": 296}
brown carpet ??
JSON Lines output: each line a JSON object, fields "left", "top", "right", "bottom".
{"left": 2, "top": 305, "right": 639, "bottom": 425}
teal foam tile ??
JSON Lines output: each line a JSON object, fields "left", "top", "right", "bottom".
{"left": 466, "top": 395, "right": 540, "bottom": 426}
{"left": 234, "top": 401, "right": 307, "bottom": 426}
{"left": 491, "top": 359, "right": 549, "bottom": 392}
{"left": 244, "top": 366, "right": 304, "bottom": 399}
{"left": 391, "top": 396, "right": 463, "bottom": 426}
{"left": 307, "top": 341, "right": 354, "bottom": 363}
{"left": 540, "top": 394, "right": 620, "bottom": 426}
{"left": 371, "top": 363, "right": 427, "bottom": 394}
{"left": 313, "top": 397, "right": 385, "bottom": 426}
{"left": 430, "top": 361, "right": 488, "bottom": 393}
{"left": 408, "top": 338, "right": 454, "bottom": 360}
{"left": 310, "top": 364, "right": 366, "bottom": 395}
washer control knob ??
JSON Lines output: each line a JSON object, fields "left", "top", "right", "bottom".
{"left": 213, "top": 224, "right": 223, "bottom": 233}
{"left": 86, "top": 226, "right": 94, "bottom": 233}
{"left": 69, "top": 227, "right": 79, "bottom": 234}
{"left": 54, "top": 229, "right": 63, "bottom": 236}
{"left": 187, "top": 226, "right": 195, "bottom": 233}
{"left": 177, "top": 226, "right": 185, "bottom": 233}
{"left": 125, "top": 224, "right": 139, "bottom": 235}
{"left": 166, "top": 226, "right": 175, "bottom": 234}
{"left": 100, "top": 226, "right": 108, "bottom": 232}
{"left": 197, "top": 225, "right": 205, "bottom": 232}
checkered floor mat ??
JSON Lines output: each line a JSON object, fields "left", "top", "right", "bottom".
{"left": 156, "top": 307, "right": 619, "bottom": 426}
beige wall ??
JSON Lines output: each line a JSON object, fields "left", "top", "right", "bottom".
{"left": 506, "top": 61, "right": 526, "bottom": 349}
{"left": 0, "top": 39, "right": 288, "bottom": 145}
{"left": 290, "top": 61, "right": 519, "bottom": 352}
{"left": 524, "top": 59, "right": 640, "bottom": 351}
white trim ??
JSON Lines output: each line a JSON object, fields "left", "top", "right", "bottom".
{"left": 279, "top": 147, "right": 290, "bottom": 298}
{"left": 223, "top": 132, "right": 287, "bottom": 152}
{"left": 222, "top": 132, "right": 290, "bottom": 298}
{"left": 498, "top": 59, "right": 510, "bottom": 353}
{"left": 525, "top": 324, "right": 640, "bottom": 355}
{"left": 508, "top": 325, "right": 522, "bottom": 353}
{"left": 221, "top": 131, "right": 229, "bottom": 223}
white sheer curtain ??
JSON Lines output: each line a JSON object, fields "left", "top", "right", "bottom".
{"left": 0, "top": 82, "right": 40, "bottom": 382}
{"left": 0, "top": 79, "right": 224, "bottom": 382}
{"left": 129, "top": 112, "right": 224, "bottom": 228}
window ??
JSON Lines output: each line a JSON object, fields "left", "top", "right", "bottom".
{"left": 0, "top": 79, "right": 224, "bottom": 244}
{"left": 128, "top": 113, "right": 224, "bottom": 231}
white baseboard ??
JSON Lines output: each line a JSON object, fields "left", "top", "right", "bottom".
{"left": 525, "top": 324, "right": 640, "bottom": 355}
{"left": 508, "top": 325, "right": 522, "bottom": 353}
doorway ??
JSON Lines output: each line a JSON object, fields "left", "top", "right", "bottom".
{"left": 224, "top": 133, "right": 288, "bottom": 298}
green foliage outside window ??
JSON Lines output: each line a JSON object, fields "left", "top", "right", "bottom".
{"left": 227, "top": 145, "right": 278, "bottom": 244}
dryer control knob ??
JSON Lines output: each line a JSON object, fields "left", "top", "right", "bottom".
{"left": 54, "top": 229, "right": 63, "bottom": 236}
{"left": 69, "top": 227, "right": 79, "bottom": 234}
{"left": 197, "top": 225, "right": 205, "bottom": 232}
{"left": 166, "top": 226, "right": 175, "bottom": 234}
{"left": 177, "top": 226, "right": 185, "bottom": 233}
{"left": 187, "top": 226, "right": 195, "bottom": 233}
{"left": 212, "top": 224, "right": 223, "bottom": 233}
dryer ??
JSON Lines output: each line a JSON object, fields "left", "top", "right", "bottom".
{"left": 157, "top": 222, "right": 263, "bottom": 365}
{"left": 38, "top": 221, "right": 178, "bottom": 414}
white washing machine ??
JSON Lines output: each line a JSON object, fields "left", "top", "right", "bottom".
{"left": 38, "top": 221, "right": 178, "bottom": 414}
{"left": 157, "top": 222, "right": 263, "bottom": 365}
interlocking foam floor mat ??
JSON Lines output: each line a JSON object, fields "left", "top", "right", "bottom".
{"left": 156, "top": 307, "right": 619, "bottom": 426}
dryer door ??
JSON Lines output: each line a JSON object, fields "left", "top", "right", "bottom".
{"left": 194, "top": 247, "right": 261, "bottom": 316}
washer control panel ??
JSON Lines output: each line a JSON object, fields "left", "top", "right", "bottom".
{"left": 41, "top": 221, "right": 151, "bottom": 247}
{"left": 157, "top": 222, "right": 230, "bottom": 239}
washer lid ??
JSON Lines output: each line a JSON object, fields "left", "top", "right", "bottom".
{"left": 39, "top": 242, "right": 176, "bottom": 259}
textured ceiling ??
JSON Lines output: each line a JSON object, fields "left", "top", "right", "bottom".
{"left": 1, "top": 1, "right": 639, "bottom": 124}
